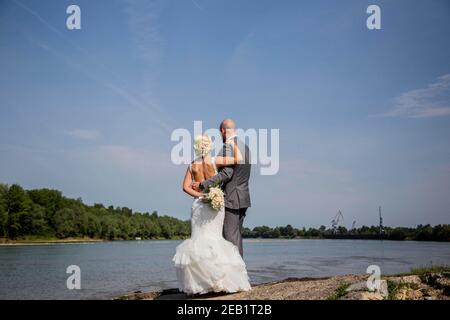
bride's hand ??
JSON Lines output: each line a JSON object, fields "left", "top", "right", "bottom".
{"left": 192, "top": 182, "right": 201, "bottom": 191}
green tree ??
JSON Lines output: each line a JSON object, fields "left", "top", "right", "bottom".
{"left": 100, "top": 215, "right": 120, "bottom": 240}
{"left": 337, "top": 226, "right": 348, "bottom": 234}
{"left": 119, "top": 215, "right": 133, "bottom": 239}
{"left": 416, "top": 224, "right": 434, "bottom": 241}
{"left": 242, "top": 227, "right": 254, "bottom": 238}
{"left": 52, "top": 208, "right": 78, "bottom": 238}
{"left": 0, "top": 184, "right": 8, "bottom": 236}
{"left": 0, "top": 206, "right": 6, "bottom": 237}
{"left": 268, "top": 227, "right": 281, "bottom": 238}
{"left": 21, "top": 204, "right": 48, "bottom": 235}
{"left": 86, "top": 211, "right": 101, "bottom": 238}
{"left": 144, "top": 217, "right": 162, "bottom": 238}
{"left": 252, "top": 225, "right": 271, "bottom": 238}
{"left": 389, "top": 228, "right": 407, "bottom": 240}
{"left": 6, "top": 184, "right": 33, "bottom": 238}
{"left": 27, "top": 188, "right": 63, "bottom": 226}
{"left": 2, "top": 181, "right": 450, "bottom": 243}
{"left": 280, "top": 224, "right": 296, "bottom": 238}
{"left": 432, "top": 224, "right": 450, "bottom": 241}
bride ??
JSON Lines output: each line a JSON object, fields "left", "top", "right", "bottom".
{"left": 172, "top": 135, "right": 251, "bottom": 295}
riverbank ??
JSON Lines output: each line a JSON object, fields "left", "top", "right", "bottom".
{"left": 116, "top": 266, "right": 450, "bottom": 300}
{"left": 0, "top": 237, "right": 190, "bottom": 246}
{"left": 2, "top": 236, "right": 449, "bottom": 248}
{"left": 0, "top": 237, "right": 104, "bottom": 245}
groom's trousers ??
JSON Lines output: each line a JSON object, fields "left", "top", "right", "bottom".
{"left": 223, "top": 208, "right": 247, "bottom": 258}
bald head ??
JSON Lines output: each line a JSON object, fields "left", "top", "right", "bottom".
{"left": 220, "top": 119, "right": 236, "bottom": 130}
{"left": 220, "top": 118, "right": 236, "bottom": 141}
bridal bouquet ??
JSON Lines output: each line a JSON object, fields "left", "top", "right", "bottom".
{"left": 204, "top": 186, "right": 224, "bottom": 211}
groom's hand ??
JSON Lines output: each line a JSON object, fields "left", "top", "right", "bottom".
{"left": 192, "top": 182, "right": 201, "bottom": 191}
{"left": 200, "top": 196, "right": 209, "bottom": 203}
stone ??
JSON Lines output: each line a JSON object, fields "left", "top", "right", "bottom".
{"left": 377, "top": 280, "right": 389, "bottom": 298}
{"left": 345, "top": 280, "right": 388, "bottom": 299}
{"left": 345, "top": 282, "right": 368, "bottom": 293}
{"left": 361, "top": 292, "right": 385, "bottom": 300}
{"left": 389, "top": 275, "right": 421, "bottom": 285}
{"left": 158, "top": 293, "right": 190, "bottom": 300}
{"left": 394, "top": 287, "right": 424, "bottom": 300}
{"left": 342, "top": 291, "right": 384, "bottom": 300}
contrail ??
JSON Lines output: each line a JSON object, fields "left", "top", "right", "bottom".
{"left": 13, "top": 0, "right": 83, "bottom": 51}
{"left": 191, "top": 0, "right": 204, "bottom": 11}
{"left": 12, "top": 0, "right": 173, "bottom": 133}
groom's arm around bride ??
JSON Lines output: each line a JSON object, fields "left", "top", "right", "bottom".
{"left": 200, "top": 141, "right": 235, "bottom": 190}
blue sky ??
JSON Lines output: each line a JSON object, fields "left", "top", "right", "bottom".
{"left": 1, "top": 0, "right": 449, "bottom": 229}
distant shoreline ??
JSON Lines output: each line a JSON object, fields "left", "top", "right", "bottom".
{"left": 2, "top": 236, "right": 449, "bottom": 247}
{"left": 1, "top": 183, "right": 448, "bottom": 243}
{"left": 0, "top": 238, "right": 104, "bottom": 246}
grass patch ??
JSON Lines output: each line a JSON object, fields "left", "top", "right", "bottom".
{"left": 386, "top": 279, "right": 400, "bottom": 300}
{"left": 387, "top": 265, "right": 450, "bottom": 299}
{"left": 327, "top": 283, "right": 350, "bottom": 300}
{"left": 410, "top": 265, "right": 450, "bottom": 277}
{"left": 16, "top": 235, "right": 60, "bottom": 241}
{"left": 388, "top": 265, "right": 450, "bottom": 278}
{"left": 387, "top": 279, "right": 421, "bottom": 300}
{"left": 411, "top": 265, "right": 450, "bottom": 296}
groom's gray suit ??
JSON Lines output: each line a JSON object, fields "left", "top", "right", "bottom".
{"left": 200, "top": 137, "right": 251, "bottom": 257}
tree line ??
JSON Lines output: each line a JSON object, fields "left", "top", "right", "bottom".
{"left": 242, "top": 224, "right": 450, "bottom": 241}
{"left": 0, "top": 183, "right": 448, "bottom": 241}
{"left": 0, "top": 183, "right": 190, "bottom": 240}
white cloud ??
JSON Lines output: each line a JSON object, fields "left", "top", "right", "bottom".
{"left": 67, "top": 129, "right": 102, "bottom": 141}
{"left": 382, "top": 74, "right": 450, "bottom": 118}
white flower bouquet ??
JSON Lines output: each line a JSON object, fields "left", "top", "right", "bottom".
{"left": 202, "top": 184, "right": 224, "bottom": 211}
{"left": 201, "top": 183, "right": 225, "bottom": 211}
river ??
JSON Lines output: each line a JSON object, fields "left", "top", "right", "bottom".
{"left": 0, "top": 239, "right": 449, "bottom": 299}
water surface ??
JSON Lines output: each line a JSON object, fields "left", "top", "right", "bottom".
{"left": 0, "top": 239, "right": 449, "bottom": 299}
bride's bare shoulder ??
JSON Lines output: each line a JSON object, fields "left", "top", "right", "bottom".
{"left": 190, "top": 160, "right": 202, "bottom": 173}
{"left": 191, "top": 156, "right": 215, "bottom": 180}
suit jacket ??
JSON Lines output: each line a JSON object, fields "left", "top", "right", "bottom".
{"left": 201, "top": 137, "right": 251, "bottom": 210}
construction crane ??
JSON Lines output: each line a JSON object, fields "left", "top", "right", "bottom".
{"left": 379, "top": 206, "right": 384, "bottom": 235}
{"left": 331, "top": 210, "right": 345, "bottom": 234}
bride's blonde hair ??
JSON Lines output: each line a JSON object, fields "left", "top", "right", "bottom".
{"left": 193, "top": 135, "right": 212, "bottom": 158}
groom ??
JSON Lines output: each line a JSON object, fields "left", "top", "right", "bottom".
{"left": 192, "top": 119, "right": 251, "bottom": 257}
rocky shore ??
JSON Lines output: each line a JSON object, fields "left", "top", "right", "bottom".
{"left": 116, "top": 270, "right": 450, "bottom": 300}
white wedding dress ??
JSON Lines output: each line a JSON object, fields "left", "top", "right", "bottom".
{"left": 172, "top": 159, "right": 251, "bottom": 295}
